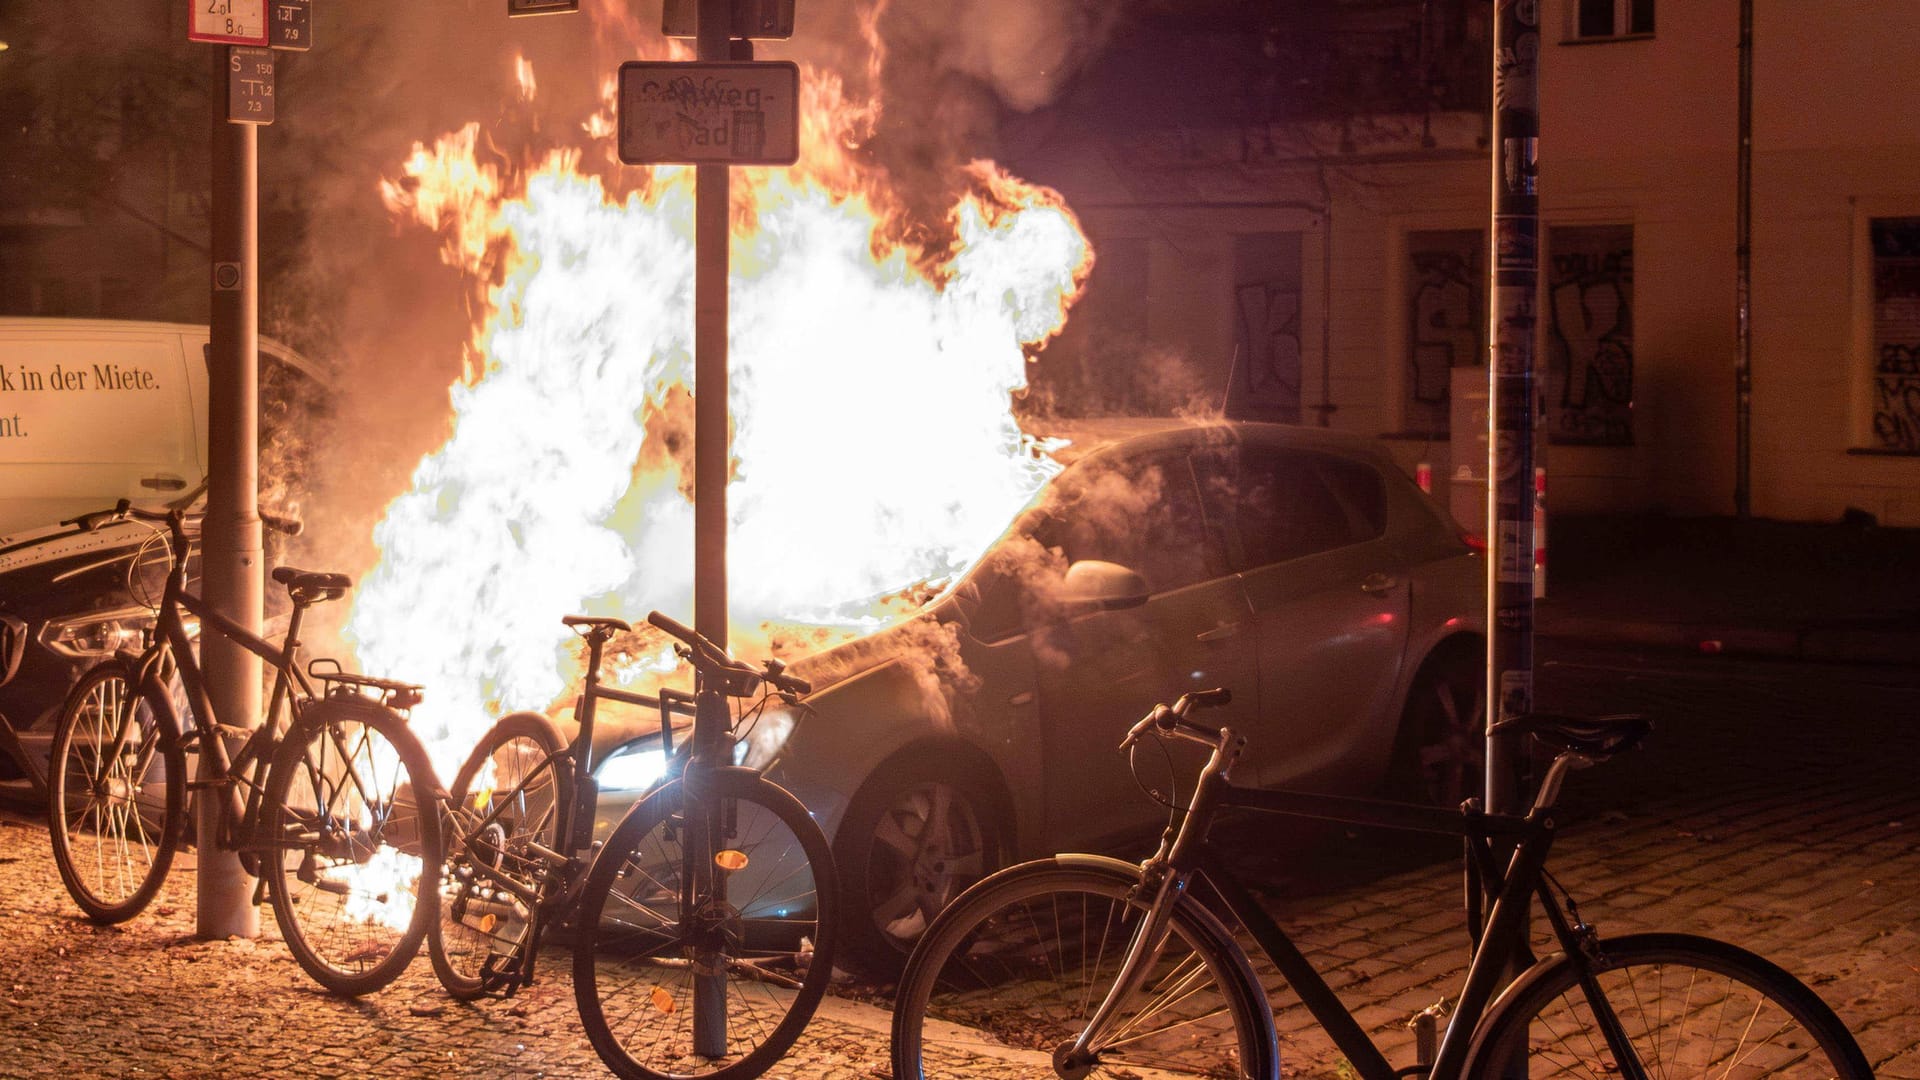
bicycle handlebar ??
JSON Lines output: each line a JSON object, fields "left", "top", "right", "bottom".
{"left": 646, "top": 610, "right": 812, "bottom": 696}
{"left": 1119, "top": 687, "right": 1232, "bottom": 752}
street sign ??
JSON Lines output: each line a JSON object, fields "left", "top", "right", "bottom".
{"left": 190, "top": 0, "right": 269, "bottom": 46}
{"left": 227, "top": 46, "right": 275, "bottom": 125}
{"left": 662, "top": 0, "right": 795, "bottom": 40}
{"left": 268, "top": 0, "right": 311, "bottom": 51}
{"left": 617, "top": 61, "right": 799, "bottom": 166}
{"left": 507, "top": 0, "right": 580, "bottom": 15}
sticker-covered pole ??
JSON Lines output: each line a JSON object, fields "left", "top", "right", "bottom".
{"left": 1487, "top": 0, "right": 1540, "bottom": 815}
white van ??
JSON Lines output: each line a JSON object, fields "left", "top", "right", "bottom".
{"left": 0, "top": 318, "right": 325, "bottom": 542}
{"left": 0, "top": 318, "right": 328, "bottom": 788}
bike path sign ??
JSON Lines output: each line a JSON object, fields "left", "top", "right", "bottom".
{"left": 617, "top": 60, "right": 799, "bottom": 167}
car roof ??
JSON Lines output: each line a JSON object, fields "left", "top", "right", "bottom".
{"left": 1023, "top": 416, "right": 1395, "bottom": 469}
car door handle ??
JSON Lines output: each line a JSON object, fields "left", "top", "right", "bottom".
{"left": 1196, "top": 621, "right": 1242, "bottom": 643}
{"left": 1360, "top": 572, "right": 1399, "bottom": 594}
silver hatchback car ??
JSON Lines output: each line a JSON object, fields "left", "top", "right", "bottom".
{"left": 591, "top": 418, "right": 1486, "bottom": 974}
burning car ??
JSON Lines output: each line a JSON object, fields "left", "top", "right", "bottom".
{"left": 588, "top": 417, "right": 1486, "bottom": 974}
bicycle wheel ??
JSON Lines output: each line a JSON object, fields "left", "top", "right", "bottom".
{"left": 892, "top": 856, "right": 1278, "bottom": 1080}
{"left": 262, "top": 695, "right": 441, "bottom": 996}
{"left": 429, "top": 711, "right": 570, "bottom": 1000}
{"left": 572, "top": 766, "right": 838, "bottom": 1080}
{"left": 1466, "top": 932, "right": 1872, "bottom": 1079}
{"left": 46, "top": 660, "right": 186, "bottom": 924}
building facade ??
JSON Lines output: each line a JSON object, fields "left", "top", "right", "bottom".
{"left": 1016, "top": 0, "right": 1920, "bottom": 527}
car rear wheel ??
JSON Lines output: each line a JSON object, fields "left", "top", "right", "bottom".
{"left": 833, "top": 755, "right": 1008, "bottom": 979}
{"left": 1389, "top": 643, "right": 1485, "bottom": 808}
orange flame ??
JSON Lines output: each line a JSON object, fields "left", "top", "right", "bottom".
{"left": 351, "top": 55, "right": 1091, "bottom": 770}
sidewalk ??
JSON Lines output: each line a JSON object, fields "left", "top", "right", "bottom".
{"left": 1537, "top": 512, "right": 1920, "bottom": 665}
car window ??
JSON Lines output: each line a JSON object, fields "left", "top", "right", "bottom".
{"left": 1201, "top": 446, "right": 1378, "bottom": 569}
{"left": 1040, "top": 449, "right": 1221, "bottom": 593}
{"left": 961, "top": 448, "right": 1227, "bottom": 644}
{"left": 1318, "top": 455, "right": 1387, "bottom": 541}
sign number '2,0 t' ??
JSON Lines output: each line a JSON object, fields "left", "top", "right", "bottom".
{"left": 190, "top": 0, "right": 268, "bottom": 46}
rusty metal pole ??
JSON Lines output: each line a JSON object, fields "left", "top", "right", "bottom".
{"left": 1487, "top": 0, "right": 1540, "bottom": 819}
{"left": 200, "top": 48, "right": 263, "bottom": 940}
{"left": 691, "top": 0, "right": 732, "bottom": 1059}
{"left": 1734, "top": 0, "right": 1754, "bottom": 519}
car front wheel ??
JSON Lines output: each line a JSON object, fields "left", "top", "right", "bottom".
{"left": 833, "top": 754, "right": 1007, "bottom": 979}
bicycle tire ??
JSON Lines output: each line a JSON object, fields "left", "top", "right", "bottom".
{"left": 572, "top": 767, "right": 838, "bottom": 1080}
{"left": 429, "top": 711, "right": 571, "bottom": 1000}
{"left": 262, "top": 695, "right": 441, "bottom": 997}
{"left": 46, "top": 660, "right": 186, "bottom": 924}
{"left": 1465, "top": 932, "right": 1872, "bottom": 1079}
{"left": 891, "top": 855, "right": 1279, "bottom": 1080}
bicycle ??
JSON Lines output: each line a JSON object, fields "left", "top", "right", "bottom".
{"left": 45, "top": 501, "right": 441, "bottom": 997}
{"left": 429, "top": 609, "right": 837, "bottom": 1080}
{"left": 892, "top": 688, "right": 1872, "bottom": 1079}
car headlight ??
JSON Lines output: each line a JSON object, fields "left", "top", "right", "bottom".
{"left": 735, "top": 705, "right": 797, "bottom": 772}
{"left": 595, "top": 741, "right": 672, "bottom": 793}
{"left": 38, "top": 607, "right": 153, "bottom": 660}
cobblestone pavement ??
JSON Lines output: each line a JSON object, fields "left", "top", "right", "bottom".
{"left": 0, "top": 647, "right": 1913, "bottom": 1078}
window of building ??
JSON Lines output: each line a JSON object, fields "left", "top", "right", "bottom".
{"left": 1035, "top": 234, "right": 1151, "bottom": 416}
{"left": 1545, "top": 224, "right": 1634, "bottom": 446}
{"left": 1405, "top": 229, "right": 1486, "bottom": 436}
{"left": 1230, "top": 232, "right": 1304, "bottom": 424}
{"left": 1870, "top": 217, "right": 1920, "bottom": 453}
{"left": 1574, "top": 0, "right": 1654, "bottom": 40}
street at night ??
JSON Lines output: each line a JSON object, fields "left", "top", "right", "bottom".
{"left": 5, "top": 1, "right": 1920, "bottom": 1077}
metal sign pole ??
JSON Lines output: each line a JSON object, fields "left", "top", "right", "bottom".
{"left": 692, "top": 0, "right": 733, "bottom": 1059}
{"left": 693, "top": 0, "right": 730, "bottom": 663}
{"left": 200, "top": 46, "right": 264, "bottom": 940}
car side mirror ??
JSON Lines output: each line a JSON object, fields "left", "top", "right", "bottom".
{"left": 1060, "top": 560, "right": 1150, "bottom": 611}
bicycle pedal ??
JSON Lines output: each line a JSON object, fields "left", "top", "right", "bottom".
{"left": 479, "top": 953, "right": 530, "bottom": 998}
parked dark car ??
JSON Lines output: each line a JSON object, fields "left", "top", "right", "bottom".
{"left": 587, "top": 418, "right": 1487, "bottom": 973}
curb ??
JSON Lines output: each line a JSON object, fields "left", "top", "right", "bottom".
{"left": 1538, "top": 615, "right": 1920, "bottom": 666}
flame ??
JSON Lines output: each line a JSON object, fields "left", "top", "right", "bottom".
{"left": 349, "top": 55, "right": 1091, "bottom": 773}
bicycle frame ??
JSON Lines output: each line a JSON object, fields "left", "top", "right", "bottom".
{"left": 113, "top": 519, "right": 316, "bottom": 851}
{"left": 1081, "top": 746, "right": 1605, "bottom": 1080}
{"left": 445, "top": 628, "right": 696, "bottom": 950}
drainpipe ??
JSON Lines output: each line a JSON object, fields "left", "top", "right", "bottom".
{"left": 1733, "top": 0, "right": 1754, "bottom": 519}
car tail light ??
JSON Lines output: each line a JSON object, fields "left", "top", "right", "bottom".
{"left": 1460, "top": 530, "right": 1486, "bottom": 554}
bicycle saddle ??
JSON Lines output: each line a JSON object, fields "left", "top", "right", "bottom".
{"left": 272, "top": 566, "right": 351, "bottom": 602}
{"left": 563, "top": 615, "right": 632, "bottom": 633}
{"left": 1490, "top": 711, "right": 1651, "bottom": 759}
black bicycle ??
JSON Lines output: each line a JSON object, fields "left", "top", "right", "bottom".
{"left": 429, "top": 610, "right": 837, "bottom": 1080}
{"left": 45, "top": 502, "right": 440, "bottom": 997}
{"left": 892, "top": 689, "right": 1871, "bottom": 1079}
